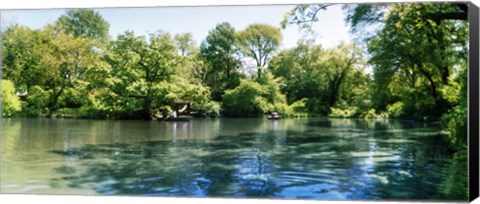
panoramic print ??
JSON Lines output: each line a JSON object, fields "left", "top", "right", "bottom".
{"left": 1, "top": 2, "right": 469, "bottom": 201}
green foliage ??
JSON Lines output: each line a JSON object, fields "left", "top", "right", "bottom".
{"left": 44, "top": 24, "right": 99, "bottom": 112}
{"left": 269, "top": 41, "right": 363, "bottom": 115}
{"left": 329, "top": 107, "right": 357, "bottom": 118}
{"left": 441, "top": 67, "right": 467, "bottom": 148}
{"left": 222, "top": 79, "right": 270, "bottom": 117}
{"left": 57, "top": 9, "right": 110, "bottom": 41}
{"left": 386, "top": 102, "right": 405, "bottom": 119}
{"left": 442, "top": 105, "right": 467, "bottom": 147}
{"left": 236, "top": 23, "right": 282, "bottom": 77}
{"left": 158, "top": 76, "right": 219, "bottom": 117}
{"left": 193, "top": 101, "right": 221, "bottom": 117}
{"left": 367, "top": 3, "right": 468, "bottom": 119}
{"left": 25, "top": 86, "right": 49, "bottom": 112}
{"left": 288, "top": 99, "right": 308, "bottom": 116}
{"left": 221, "top": 71, "right": 304, "bottom": 117}
{"left": 104, "top": 30, "right": 180, "bottom": 119}
{"left": 269, "top": 41, "right": 323, "bottom": 104}
{"left": 199, "top": 22, "right": 241, "bottom": 100}
{"left": 281, "top": 4, "right": 331, "bottom": 30}
{"left": 1, "top": 80, "right": 22, "bottom": 116}
{"left": 2, "top": 25, "right": 43, "bottom": 90}
{"left": 174, "top": 32, "right": 197, "bottom": 57}
{"left": 342, "top": 4, "right": 388, "bottom": 33}
{"left": 271, "top": 101, "right": 307, "bottom": 117}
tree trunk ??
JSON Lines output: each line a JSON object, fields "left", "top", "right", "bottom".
{"left": 49, "top": 86, "right": 65, "bottom": 114}
{"left": 141, "top": 97, "right": 152, "bottom": 120}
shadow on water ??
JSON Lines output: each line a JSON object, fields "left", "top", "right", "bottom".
{"left": 48, "top": 119, "right": 467, "bottom": 200}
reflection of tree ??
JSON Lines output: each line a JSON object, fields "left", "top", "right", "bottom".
{"left": 49, "top": 118, "right": 466, "bottom": 200}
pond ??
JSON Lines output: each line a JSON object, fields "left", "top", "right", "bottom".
{"left": 0, "top": 118, "right": 467, "bottom": 200}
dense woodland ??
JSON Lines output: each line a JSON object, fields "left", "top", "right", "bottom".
{"left": 1, "top": 3, "right": 468, "bottom": 149}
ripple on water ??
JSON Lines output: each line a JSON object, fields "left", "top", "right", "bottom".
{"left": 276, "top": 171, "right": 339, "bottom": 187}
{"left": 22, "top": 185, "right": 51, "bottom": 192}
{"left": 1, "top": 184, "right": 21, "bottom": 189}
{"left": 278, "top": 183, "right": 347, "bottom": 200}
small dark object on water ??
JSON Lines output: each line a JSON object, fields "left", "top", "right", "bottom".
{"left": 267, "top": 112, "right": 281, "bottom": 120}
{"left": 165, "top": 116, "right": 192, "bottom": 121}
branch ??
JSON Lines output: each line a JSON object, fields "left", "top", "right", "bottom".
{"left": 453, "top": 3, "right": 468, "bottom": 14}
{"left": 127, "top": 95, "right": 147, "bottom": 99}
{"left": 424, "top": 12, "right": 467, "bottom": 22}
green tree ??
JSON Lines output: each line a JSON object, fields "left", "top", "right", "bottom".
{"left": 270, "top": 42, "right": 362, "bottom": 115}
{"left": 173, "top": 32, "right": 202, "bottom": 82}
{"left": 319, "top": 43, "right": 362, "bottom": 108}
{"left": 199, "top": 22, "right": 241, "bottom": 101}
{"left": 103, "top": 30, "right": 180, "bottom": 119}
{"left": 269, "top": 41, "right": 324, "bottom": 111}
{"left": 283, "top": 2, "right": 468, "bottom": 117}
{"left": 221, "top": 71, "right": 297, "bottom": 117}
{"left": 32, "top": 24, "right": 99, "bottom": 113}
{"left": 1, "top": 80, "right": 22, "bottom": 117}
{"left": 174, "top": 32, "right": 197, "bottom": 57}
{"left": 2, "top": 25, "right": 43, "bottom": 93}
{"left": 237, "top": 23, "right": 282, "bottom": 77}
{"left": 367, "top": 3, "right": 468, "bottom": 119}
{"left": 57, "top": 9, "right": 110, "bottom": 41}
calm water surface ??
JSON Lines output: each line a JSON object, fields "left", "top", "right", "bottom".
{"left": 0, "top": 118, "right": 467, "bottom": 200}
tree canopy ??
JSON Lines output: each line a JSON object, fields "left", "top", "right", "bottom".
{"left": 57, "top": 9, "right": 110, "bottom": 41}
{"left": 237, "top": 23, "right": 282, "bottom": 77}
{"left": 199, "top": 22, "right": 241, "bottom": 101}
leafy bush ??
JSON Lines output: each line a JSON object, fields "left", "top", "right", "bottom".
{"left": 305, "top": 98, "right": 329, "bottom": 116}
{"left": 1, "top": 80, "right": 22, "bottom": 116}
{"left": 222, "top": 79, "right": 269, "bottom": 117}
{"left": 386, "top": 101, "right": 405, "bottom": 118}
{"left": 26, "top": 86, "right": 50, "bottom": 112}
{"left": 442, "top": 103, "right": 467, "bottom": 148}
{"left": 277, "top": 99, "right": 308, "bottom": 117}
{"left": 58, "top": 87, "right": 85, "bottom": 108}
{"left": 361, "top": 108, "right": 377, "bottom": 119}
{"left": 329, "top": 107, "right": 358, "bottom": 118}
{"left": 289, "top": 99, "right": 308, "bottom": 114}
{"left": 192, "top": 101, "right": 220, "bottom": 117}
{"left": 221, "top": 73, "right": 301, "bottom": 117}
{"left": 159, "top": 77, "right": 220, "bottom": 117}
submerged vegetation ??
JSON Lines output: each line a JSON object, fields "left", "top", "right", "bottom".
{"left": 1, "top": 4, "right": 468, "bottom": 148}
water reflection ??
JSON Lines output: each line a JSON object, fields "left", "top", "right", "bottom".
{"left": 1, "top": 118, "right": 467, "bottom": 200}
{"left": 45, "top": 119, "right": 464, "bottom": 200}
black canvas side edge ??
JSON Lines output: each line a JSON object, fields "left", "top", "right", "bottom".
{"left": 469, "top": 1, "right": 480, "bottom": 202}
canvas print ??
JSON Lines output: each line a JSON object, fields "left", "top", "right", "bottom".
{"left": 0, "top": 2, "right": 470, "bottom": 201}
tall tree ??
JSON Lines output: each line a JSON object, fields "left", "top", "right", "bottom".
{"left": 283, "top": 2, "right": 468, "bottom": 117}
{"left": 173, "top": 32, "right": 201, "bottom": 82}
{"left": 104, "top": 31, "right": 180, "bottom": 119}
{"left": 319, "top": 43, "right": 362, "bottom": 108}
{"left": 199, "top": 22, "right": 240, "bottom": 101}
{"left": 2, "top": 25, "right": 43, "bottom": 92}
{"left": 269, "top": 40, "right": 323, "bottom": 104}
{"left": 57, "top": 9, "right": 110, "bottom": 41}
{"left": 174, "top": 32, "right": 197, "bottom": 57}
{"left": 270, "top": 42, "right": 362, "bottom": 115}
{"left": 367, "top": 3, "right": 468, "bottom": 118}
{"left": 236, "top": 23, "right": 282, "bottom": 77}
{"left": 34, "top": 24, "right": 99, "bottom": 113}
